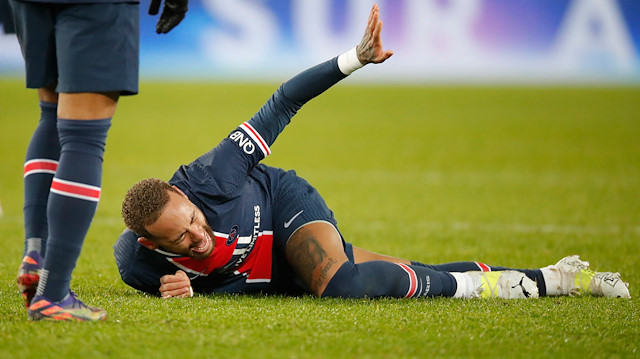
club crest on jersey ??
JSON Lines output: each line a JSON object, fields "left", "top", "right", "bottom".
{"left": 229, "top": 131, "right": 255, "bottom": 154}
{"left": 227, "top": 225, "right": 239, "bottom": 246}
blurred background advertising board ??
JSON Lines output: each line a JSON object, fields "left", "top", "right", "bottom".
{"left": 1, "top": 0, "right": 639, "bottom": 84}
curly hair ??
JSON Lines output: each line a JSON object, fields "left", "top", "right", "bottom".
{"left": 121, "top": 178, "right": 178, "bottom": 238}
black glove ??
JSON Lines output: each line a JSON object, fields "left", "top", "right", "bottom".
{"left": 149, "top": 0, "right": 188, "bottom": 34}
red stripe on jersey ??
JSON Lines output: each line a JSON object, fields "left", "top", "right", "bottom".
{"left": 24, "top": 159, "right": 58, "bottom": 177}
{"left": 50, "top": 178, "right": 100, "bottom": 201}
{"left": 475, "top": 262, "right": 491, "bottom": 272}
{"left": 397, "top": 263, "right": 418, "bottom": 298}
{"left": 240, "top": 122, "right": 271, "bottom": 156}
{"left": 237, "top": 232, "right": 273, "bottom": 283}
{"left": 171, "top": 232, "right": 273, "bottom": 283}
{"left": 171, "top": 234, "right": 231, "bottom": 275}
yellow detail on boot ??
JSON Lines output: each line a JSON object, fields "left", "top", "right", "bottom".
{"left": 480, "top": 272, "right": 502, "bottom": 298}
{"left": 575, "top": 268, "right": 595, "bottom": 295}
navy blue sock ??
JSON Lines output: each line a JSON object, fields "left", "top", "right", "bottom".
{"left": 410, "top": 260, "right": 510, "bottom": 272}
{"left": 411, "top": 260, "right": 547, "bottom": 297}
{"left": 38, "top": 118, "right": 111, "bottom": 301}
{"left": 23, "top": 101, "right": 60, "bottom": 257}
{"left": 321, "top": 261, "right": 457, "bottom": 298}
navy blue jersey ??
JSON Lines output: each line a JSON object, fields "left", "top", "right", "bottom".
{"left": 114, "top": 56, "right": 351, "bottom": 295}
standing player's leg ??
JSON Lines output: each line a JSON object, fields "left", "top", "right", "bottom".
{"left": 28, "top": 92, "right": 116, "bottom": 322}
{"left": 21, "top": 1, "right": 139, "bottom": 321}
{"left": 9, "top": 0, "right": 61, "bottom": 308}
{"left": 18, "top": 84, "right": 59, "bottom": 307}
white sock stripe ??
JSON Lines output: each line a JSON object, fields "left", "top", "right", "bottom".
{"left": 24, "top": 159, "right": 59, "bottom": 178}
{"left": 24, "top": 158, "right": 59, "bottom": 166}
{"left": 397, "top": 263, "right": 418, "bottom": 298}
{"left": 50, "top": 178, "right": 101, "bottom": 202}
{"left": 49, "top": 188, "right": 100, "bottom": 202}
{"left": 24, "top": 169, "right": 57, "bottom": 177}
{"left": 36, "top": 269, "right": 48, "bottom": 296}
{"left": 52, "top": 178, "right": 101, "bottom": 191}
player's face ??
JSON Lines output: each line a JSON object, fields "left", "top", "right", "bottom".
{"left": 144, "top": 190, "right": 215, "bottom": 260}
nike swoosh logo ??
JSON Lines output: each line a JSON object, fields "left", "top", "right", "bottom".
{"left": 284, "top": 210, "right": 304, "bottom": 228}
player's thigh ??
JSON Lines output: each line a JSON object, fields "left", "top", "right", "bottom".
{"left": 285, "top": 222, "right": 349, "bottom": 296}
{"left": 8, "top": 0, "right": 58, "bottom": 89}
{"left": 55, "top": 2, "right": 139, "bottom": 95}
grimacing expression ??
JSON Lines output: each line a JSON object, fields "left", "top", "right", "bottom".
{"left": 141, "top": 189, "right": 215, "bottom": 260}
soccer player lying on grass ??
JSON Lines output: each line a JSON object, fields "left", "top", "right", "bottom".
{"left": 113, "top": 4, "right": 630, "bottom": 301}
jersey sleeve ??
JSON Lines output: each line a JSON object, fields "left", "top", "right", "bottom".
{"left": 245, "top": 56, "right": 347, "bottom": 147}
{"left": 170, "top": 56, "right": 348, "bottom": 199}
{"left": 113, "top": 229, "right": 177, "bottom": 295}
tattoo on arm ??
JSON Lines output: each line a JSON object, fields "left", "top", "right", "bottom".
{"left": 288, "top": 229, "right": 338, "bottom": 293}
{"left": 290, "top": 232, "right": 326, "bottom": 280}
{"left": 316, "top": 257, "right": 338, "bottom": 291}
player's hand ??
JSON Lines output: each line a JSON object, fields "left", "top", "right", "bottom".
{"left": 356, "top": 4, "right": 393, "bottom": 65}
{"left": 159, "top": 270, "right": 193, "bottom": 298}
{"left": 148, "top": 0, "right": 188, "bottom": 34}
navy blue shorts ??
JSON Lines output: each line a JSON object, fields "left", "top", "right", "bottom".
{"left": 271, "top": 169, "right": 351, "bottom": 259}
{"left": 9, "top": 0, "right": 139, "bottom": 95}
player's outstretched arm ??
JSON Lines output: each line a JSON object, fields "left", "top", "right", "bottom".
{"left": 149, "top": 0, "right": 188, "bottom": 34}
{"left": 356, "top": 4, "right": 393, "bottom": 65}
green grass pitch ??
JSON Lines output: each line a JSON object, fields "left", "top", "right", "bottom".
{"left": 0, "top": 78, "right": 639, "bottom": 358}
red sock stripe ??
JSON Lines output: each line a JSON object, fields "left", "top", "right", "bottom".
{"left": 24, "top": 159, "right": 58, "bottom": 177}
{"left": 476, "top": 262, "right": 491, "bottom": 272}
{"left": 397, "top": 263, "right": 418, "bottom": 298}
{"left": 50, "top": 178, "right": 101, "bottom": 202}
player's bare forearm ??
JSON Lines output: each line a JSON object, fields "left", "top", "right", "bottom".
{"left": 356, "top": 4, "right": 393, "bottom": 65}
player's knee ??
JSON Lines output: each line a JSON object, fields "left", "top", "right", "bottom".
{"left": 321, "top": 261, "right": 366, "bottom": 298}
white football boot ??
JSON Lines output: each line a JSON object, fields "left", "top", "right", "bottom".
{"left": 466, "top": 270, "right": 539, "bottom": 299}
{"left": 540, "top": 255, "right": 631, "bottom": 298}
